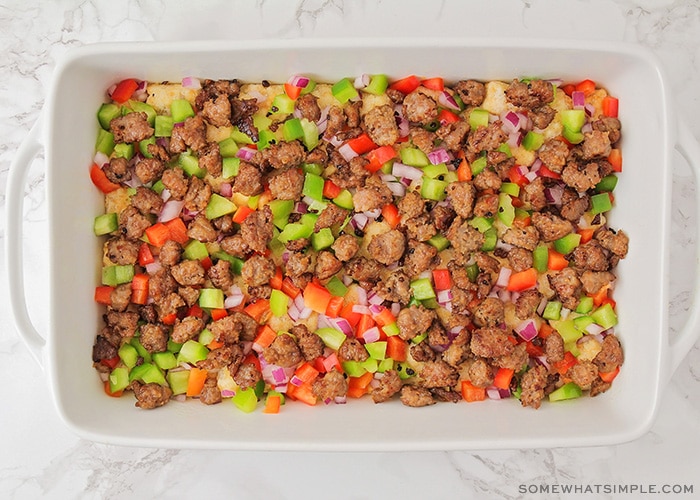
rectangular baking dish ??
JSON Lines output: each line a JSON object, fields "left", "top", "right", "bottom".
{"left": 7, "top": 38, "right": 700, "bottom": 450}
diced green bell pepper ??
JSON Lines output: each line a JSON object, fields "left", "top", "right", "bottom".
{"left": 410, "top": 278, "right": 436, "bottom": 301}
{"left": 542, "top": 301, "right": 562, "bottom": 321}
{"left": 102, "top": 264, "right": 134, "bottom": 287}
{"left": 470, "top": 156, "right": 487, "bottom": 176}
{"left": 212, "top": 251, "right": 244, "bottom": 275}
{"left": 342, "top": 361, "right": 367, "bottom": 378}
{"left": 590, "top": 192, "right": 613, "bottom": 215}
{"left": 382, "top": 322, "right": 400, "bottom": 337}
{"left": 548, "top": 382, "right": 582, "bottom": 402}
{"left": 257, "top": 129, "right": 276, "bottom": 150}
{"left": 466, "top": 262, "right": 479, "bottom": 282}
{"left": 326, "top": 276, "right": 348, "bottom": 297}
{"left": 152, "top": 351, "right": 178, "bottom": 370}
{"left": 128, "top": 362, "right": 166, "bottom": 386}
{"left": 198, "top": 288, "right": 224, "bottom": 309}
{"left": 303, "top": 162, "right": 324, "bottom": 176}
{"left": 365, "top": 341, "right": 387, "bottom": 360}
{"left": 481, "top": 228, "right": 498, "bottom": 252}
{"left": 361, "top": 358, "right": 379, "bottom": 373}
{"left": 469, "top": 108, "right": 490, "bottom": 130}
{"left": 421, "top": 177, "right": 448, "bottom": 201}
{"left": 560, "top": 109, "right": 586, "bottom": 132}
{"left": 553, "top": 233, "right": 581, "bottom": 255}
{"left": 497, "top": 192, "right": 515, "bottom": 227}
{"left": 423, "top": 163, "right": 449, "bottom": 179}
{"left": 269, "top": 199, "right": 295, "bottom": 229}
{"left": 576, "top": 296, "right": 594, "bottom": 314}
{"left": 118, "top": 343, "right": 139, "bottom": 369}
{"left": 183, "top": 240, "right": 209, "bottom": 261}
{"left": 469, "top": 216, "right": 493, "bottom": 233}
{"left": 562, "top": 127, "right": 584, "bottom": 145}
{"left": 113, "top": 142, "right": 134, "bottom": 160}
{"left": 591, "top": 303, "right": 618, "bottom": 329}
{"left": 205, "top": 193, "right": 237, "bottom": 220}
{"left": 533, "top": 244, "right": 549, "bottom": 273}
{"left": 497, "top": 142, "right": 512, "bottom": 157}
{"left": 178, "top": 153, "right": 206, "bottom": 178}
{"left": 573, "top": 315, "right": 595, "bottom": 332}
{"left": 94, "top": 213, "right": 118, "bottom": 236}
{"left": 177, "top": 340, "right": 209, "bottom": 365}
{"left": 428, "top": 234, "right": 450, "bottom": 251}
{"left": 155, "top": 115, "right": 174, "bottom": 137}
{"left": 167, "top": 370, "right": 190, "bottom": 395}
{"left": 95, "top": 129, "right": 115, "bottom": 155}
{"left": 270, "top": 289, "right": 289, "bottom": 317}
{"left": 303, "top": 172, "right": 325, "bottom": 201}
{"left": 377, "top": 358, "right": 394, "bottom": 373}
{"left": 300, "top": 118, "right": 320, "bottom": 151}
{"left": 167, "top": 339, "right": 183, "bottom": 354}
{"left": 315, "top": 327, "right": 347, "bottom": 351}
{"left": 333, "top": 189, "right": 354, "bottom": 210}
{"left": 596, "top": 174, "right": 618, "bottom": 193}
{"left": 500, "top": 182, "right": 520, "bottom": 197}
{"left": 331, "top": 78, "right": 359, "bottom": 104}
{"left": 400, "top": 147, "right": 429, "bottom": 167}
{"left": 231, "top": 127, "right": 254, "bottom": 145}
{"left": 219, "top": 137, "right": 239, "bottom": 158}
{"left": 365, "top": 74, "right": 389, "bottom": 95}
{"left": 171, "top": 99, "right": 195, "bottom": 123}
{"left": 97, "top": 103, "right": 121, "bottom": 130}
{"left": 396, "top": 362, "right": 416, "bottom": 380}
{"left": 198, "top": 328, "right": 215, "bottom": 346}
{"left": 131, "top": 336, "right": 152, "bottom": 363}
{"left": 271, "top": 93, "right": 295, "bottom": 114}
{"left": 552, "top": 319, "right": 583, "bottom": 345}
{"left": 311, "top": 227, "right": 335, "bottom": 251}
{"left": 231, "top": 387, "right": 258, "bottom": 413}
{"left": 278, "top": 223, "right": 313, "bottom": 243}
{"left": 222, "top": 157, "right": 240, "bottom": 179}
{"left": 283, "top": 118, "right": 305, "bottom": 142}
{"left": 109, "top": 367, "right": 130, "bottom": 393}
{"left": 139, "top": 136, "right": 156, "bottom": 158}
{"left": 522, "top": 131, "right": 545, "bottom": 151}
{"left": 152, "top": 179, "right": 165, "bottom": 195}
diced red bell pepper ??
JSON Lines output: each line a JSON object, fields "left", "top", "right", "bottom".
{"left": 323, "top": 179, "right": 342, "bottom": 199}
{"left": 389, "top": 75, "right": 421, "bottom": 94}
{"left": 575, "top": 79, "right": 597, "bottom": 96}
{"left": 138, "top": 243, "right": 155, "bottom": 266}
{"left": 365, "top": 145, "right": 396, "bottom": 173}
{"left": 386, "top": 335, "right": 407, "bottom": 362}
{"left": 602, "top": 96, "right": 619, "bottom": 118}
{"left": 432, "top": 268, "right": 451, "bottom": 291}
{"left": 90, "top": 163, "right": 120, "bottom": 193}
{"left": 381, "top": 203, "right": 400, "bottom": 229}
{"left": 111, "top": 78, "right": 139, "bottom": 104}
{"left": 284, "top": 82, "right": 303, "bottom": 100}
{"left": 421, "top": 77, "right": 444, "bottom": 91}
{"left": 346, "top": 133, "right": 377, "bottom": 155}
{"left": 94, "top": 286, "right": 114, "bottom": 305}
{"left": 232, "top": 205, "right": 254, "bottom": 224}
{"left": 438, "top": 108, "right": 460, "bottom": 125}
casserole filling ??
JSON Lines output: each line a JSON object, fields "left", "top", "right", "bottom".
{"left": 91, "top": 74, "right": 626, "bottom": 411}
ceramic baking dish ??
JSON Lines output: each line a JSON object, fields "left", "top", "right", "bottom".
{"left": 7, "top": 38, "right": 700, "bottom": 450}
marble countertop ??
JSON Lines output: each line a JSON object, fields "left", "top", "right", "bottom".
{"left": 1, "top": 1, "right": 699, "bottom": 498}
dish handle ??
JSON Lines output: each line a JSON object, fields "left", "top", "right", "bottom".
{"left": 5, "top": 116, "right": 47, "bottom": 369}
{"left": 667, "top": 119, "right": 700, "bottom": 383}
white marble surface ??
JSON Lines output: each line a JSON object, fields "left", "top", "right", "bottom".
{"left": 1, "top": 0, "right": 700, "bottom": 498}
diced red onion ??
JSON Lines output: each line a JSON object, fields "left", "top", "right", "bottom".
{"left": 535, "top": 356, "right": 551, "bottom": 370}
{"left": 581, "top": 122, "right": 593, "bottom": 134}
{"left": 355, "top": 286, "right": 368, "bottom": 306}
{"left": 271, "top": 366, "right": 288, "bottom": 384}
{"left": 397, "top": 116, "right": 410, "bottom": 137}
{"left": 438, "top": 91, "right": 461, "bottom": 111}
{"left": 391, "top": 302, "right": 401, "bottom": 316}
{"left": 497, "top": 289, "right": 512, "bottom": 303}
{"left": 224, "top": 292, "right": 244, "bottom": 309}
{"left": 322, "top": 353, "right": 340, "bottom": 372}
{"left": 287, "top": 75, "right": 310, "bottom": 88}
{"left": 124, "top": 172, "right": 143, "bottom": 189}
{"left": 219, "top": 182, "right": 232, "bottom": 198}
{"left": 350, "top": 213, "right": 369, "bottom": 231}
{"left": 386, "top": 181, "right": 406, "bottom": 197}
{"left": 252, "top": 342, "right": 264, "bottom": 354}
{"left": 530, "top": 158, "right": 543, "bottom": 173}
{"left": 353, "top": 74, "right": 370, "bottom": 89}
{"left": 361, "top": 327, "right": 381, "bottom": 343}
{"left": 352, "top": 304, "right": 371, "bottom": 315}
{"left": 292, "top": 108, "right": 304, "bottom": 120}
{"left": 392, "top": 162, "right": 423, "bottom": 181}
{"left": 145, "top": 261, "right": 162, "bottom": 274}
{"left": 380, "top": 174, "right": 397, "bottom": 183}
{"left": 507, "top": 131, "right": 522, "bottom": 149}
{"left": 99, "top": 371, "right": 109, "bottom": 382}
{"left": 287, "top": 304, "right": 301, "bottom": 322}
{"left": 338, "top": 142, "right": 358, "bottom": 162}
{"left": 428, "top": 148, "right": 450, "bottom": 165}
{"left": 181, "top": 76, "right": 201, "bottom": 89}
{"left": 517, "top": 112, "right": 531, "bottom": 131}
{"left": 275, "top": 384, "right": 288, "bottom": 394}
{"left": 294, "top": 293, "right": 305, "bottom": 311}
{"left": 365, "top": 209, "right": 381, "bottom": 220}
{"left": 324, "top": 134, "right": 343, "bottom": 147}
{"left": 342, "top": 275, "right": 354, "bottom": 286}
{"left": 368, "top": 304, "right": 385, "bottom": 316}
{"left": 514, "top": 318, "right": 539, "bottom": 342}
{"left": 158, "top": 200, "right": 185, "bottom": 223}
{"left": 437, "top": 289, "right": 453, "bottom": 304}
{"left": 368, "top": 293, "right": 384, "bottom": 306}
{"left": 584, "top": 103, "right": 595, "bottom": 117}
{"left": 572, "top": 91, "right": 586, "bottom": 109}
{"left": 496, "top": 268, "right": 512, "bottom": 288}
{"left": 221, "top": 389, "right": 236, "bottom": 398}
{"left": 293, "top": 201, "right": 308, "bottom": 214}
{"left": 369, "top": 378, "right": 382, "bottom": 389}
{"left": 536, "top": 296, "right": 548, "bottom": 316}
{"left": 290, "top": 375, "right": 304, "bottom": 387}
{"left": 241, "top": 341, "right": 253, "bottom": 355}
{"left": 173, "top": 121, "right": 184, "bottom": 128}
{"left": 442, "top": 302, "right": 453, "bottom": 313}
{"left": 236, "top": 146, "right": 256, "bottom": 161}
{"left": 546, "top": 78, "right": 564, "bottom": 87}
{"left": 302, "top": 196, "right": 318, "bottom": 208}
{"left": 524, "top": 171, "right": 538, "bottom": 182}
{"left": 106, "top": 83, "right": 117, "bottom": 98}
{"left": 329, "top": 317, "right": 353, "bottom": 336}
{"left": 94, "top": 151, "right": 110, "bottom": 168}
{"left": 586, "top": 322, "right": 606, "bottom": 336}
{"left": 495, "top": 239, "right": 514, "bottom": 252}
{"left": 334, "top": 396, "right": 347, "bottom": 404}
{"left": 487, "top": 387, "right": 503, "bottom": 400}
{"left": 323, "top": 397, "right": 333, "bottom": 405}
{"left": 299, "top": 306, "right": 313, "bottom": 320}
{"left": 544, "top": 184, "right": 564, "bottom": 206}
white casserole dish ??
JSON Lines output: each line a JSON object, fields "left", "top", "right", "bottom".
{"left": 7, "top": 38, "right": 700, "bottom": 450}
